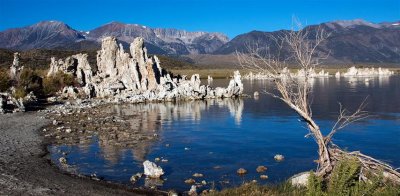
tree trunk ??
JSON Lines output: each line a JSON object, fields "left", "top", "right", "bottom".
{"left": 311, "top": 126, "right": 333, "bottom": 177}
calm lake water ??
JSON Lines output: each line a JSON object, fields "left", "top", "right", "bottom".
{"left": 49, "top": 76, "right": 400, "bottom": 192}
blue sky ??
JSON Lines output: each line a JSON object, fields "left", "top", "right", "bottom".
{"left": 0, "top": 0, "right": 399, "bottom": 38}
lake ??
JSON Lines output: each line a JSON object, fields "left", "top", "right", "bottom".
{"left": 48, "top": 75, "right": 400, "bottom": 192}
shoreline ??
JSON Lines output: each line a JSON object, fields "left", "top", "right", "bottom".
{"left": 0, "top": 111, "right": 166, "bottom": 195}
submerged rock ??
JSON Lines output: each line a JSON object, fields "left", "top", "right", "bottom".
{"left": 260, "top": 174, "right": 269, "bottom": 180}
{"left": 143, "top": 160, "right": 164, "bottom": 178}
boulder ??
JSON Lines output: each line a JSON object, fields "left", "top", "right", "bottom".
{"left": 290, "top": 172, "right": 310, "bottom": 187}
{"left": 62, "top": 86, "right": 79, "bottom": 99}
{"left": 143, "top": 160, "right": 164, "bottom": 178}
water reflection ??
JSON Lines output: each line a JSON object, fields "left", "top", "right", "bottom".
{"left": 96, "top": 99, "right": 244, "bottom": 163}
{"left": 49, "top": 76, "right": 400, "bottom": 192}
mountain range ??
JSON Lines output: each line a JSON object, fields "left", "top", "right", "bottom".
{"left": 0, "top": 21, "right": 229, "bottom": 55}
{"left": 0, "top": 19, "right": 399, "bottom": 63}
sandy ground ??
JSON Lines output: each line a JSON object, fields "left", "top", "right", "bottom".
{"left": 0, "top": 112, "right": 164, "bottom": 196}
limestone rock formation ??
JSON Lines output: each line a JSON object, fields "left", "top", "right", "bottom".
{"left": 46, "top": 36, "right": 244, "bottom": 102}
{"left": 0, "top": 95, "right": 5, "bottom": 114}
{"left": 342, "top": 66, "right": 394, "bottom": 77}
{"left": 9, "top": 52, "right": 23, "bottom": 80}
{"left": 73, "top": 53, "right": 93, "bottom": 85}
{"left": 143, "top": 160, "right": 164, "bottom": 178}
{"left": 0, "top": 93, "right": 26, "bottom": 113}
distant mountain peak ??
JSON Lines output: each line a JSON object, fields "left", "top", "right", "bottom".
{"left": 324, "top": 19, "right": 382, "bottom": 29}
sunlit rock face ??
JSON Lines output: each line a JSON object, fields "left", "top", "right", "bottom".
{"left": 47, "top": 36, "right": 244, "bottom": 102}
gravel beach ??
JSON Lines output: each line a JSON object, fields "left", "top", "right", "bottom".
{"left": 0, "top": 112, "right": 163, "bottom": 195}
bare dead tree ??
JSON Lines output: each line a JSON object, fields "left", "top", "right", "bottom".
{"left": 237, "top": 21, "right": 400, "bottom": 183}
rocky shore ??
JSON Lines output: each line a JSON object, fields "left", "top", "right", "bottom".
{"left": 0, "top": 111, "right": 167, "bottom": 195}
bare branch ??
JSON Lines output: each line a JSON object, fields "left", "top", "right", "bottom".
{"left": 325, "top": 98, "right": 369, "bottom": 144}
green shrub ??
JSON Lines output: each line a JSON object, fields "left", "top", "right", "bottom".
{"left": 17, "top": 68, "right": 43, "bottom": 96}
{"left": 305, "top": 157, "right": 400, "bottom": 196}
{"left": 327, "top": 157, "right": 361, "bottom": 195}
{"left": 43, "top": 71, "right": 76, "bottom": 96}
{"left": 307, "top": 172, "right": 326, "bottom": 196}
{"left": 0, "top": 69, "right": 11, "bottom": 92}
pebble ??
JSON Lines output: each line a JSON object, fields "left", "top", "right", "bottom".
{"left": 53, "top": 120, "right": 58, "bottom": 125}
{"left": 65, "top": 128, "right": 72, "bottom": 133}
{"left": 130, "top": 173, "right": 143, "bottom": 184}
{"left": 59, "top": 157, "right": 67, "bottom": 164}
{"left": 237, "top": 168, "right": 247, "bottom": 175}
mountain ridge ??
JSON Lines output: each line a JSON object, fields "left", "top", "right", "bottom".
{"left": 215, "top": 19, "right": 400, "bottom": 63}
{"left": 0, "top": 19, "right": 399, "bottom": 63}
{"left": 0, "top": 20, "right": 229, "bottom": 55}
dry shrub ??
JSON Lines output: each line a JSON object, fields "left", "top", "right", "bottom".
{"left": 43, "top": 71, "right": 75, "bottom": 95}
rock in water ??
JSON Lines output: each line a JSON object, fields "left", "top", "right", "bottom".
{"left": 256, "top": 165, "right": 268, "bottom": 173}
{"left": 130, "top": 173, "right": 143, "bottom": 184}
{"left": 192, "top": 173, "right": 204, "bottom": 178}
{"left": 184, "top": 178, "right": 195, "bottom": 184}
{"left": 237, "top": 168, "right": 247, "bottom": 175}
{"left": 254, "top": 91, "right": 259, "bottom": 97}
{"left": 143, "top": 160, "right": 164, "bottom": 178}
{"left": 274, "top": 154, "right": 285, "bottom": 161}
{"left": 188, "top": 185, "right": 198, "bottom": 196}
